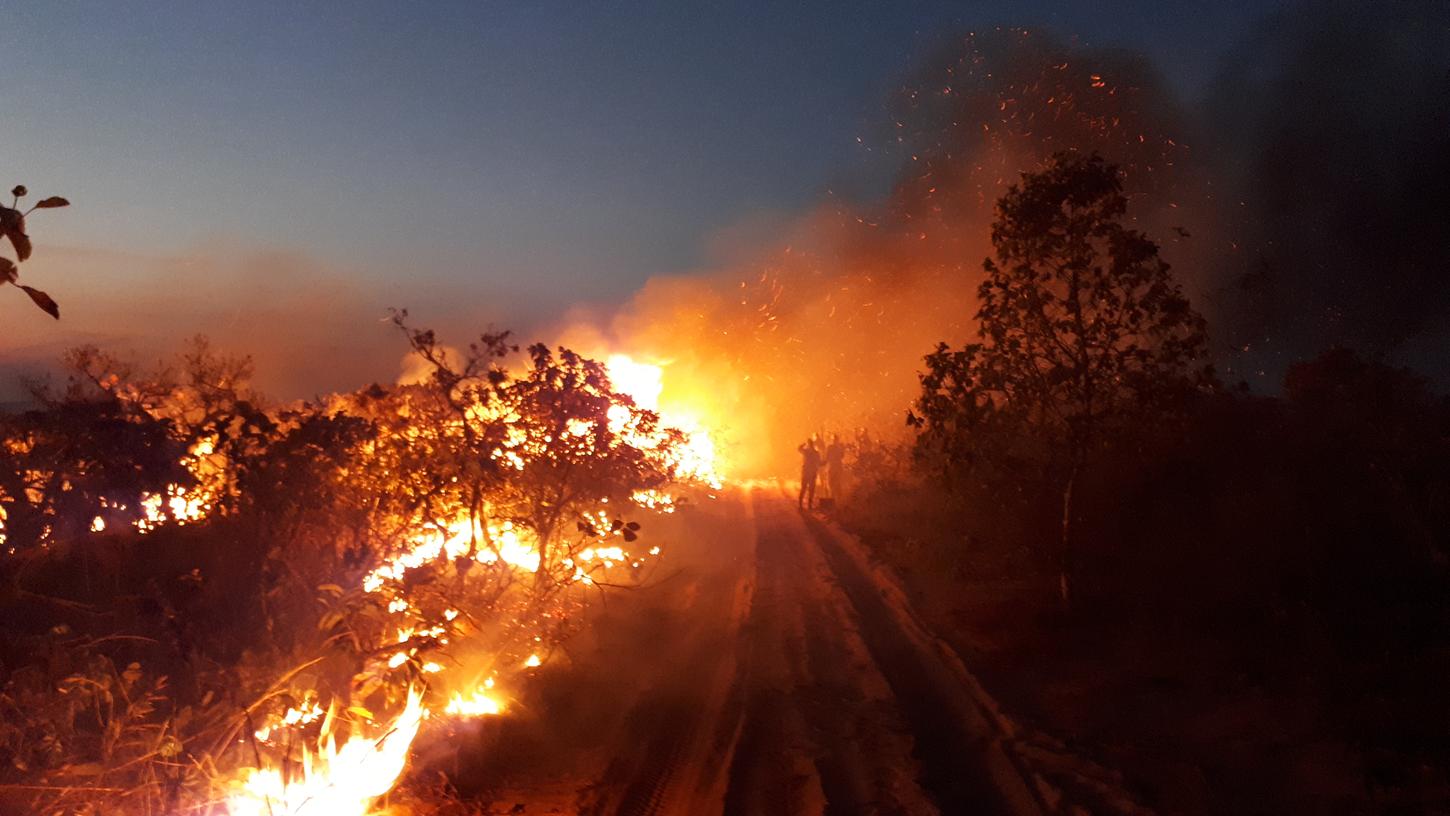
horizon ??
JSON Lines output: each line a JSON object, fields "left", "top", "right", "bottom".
{"left": 2, "top": 0, "right": 1289, "bottom": 401}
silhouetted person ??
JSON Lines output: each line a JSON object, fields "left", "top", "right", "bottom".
{"left": 824, "top": 434, "right": 845, "bottom": 504}
{"left": 798, "top": 438, "right": 822, "bottom": 510}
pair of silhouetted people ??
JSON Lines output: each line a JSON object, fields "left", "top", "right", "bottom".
{"left": 798, "top": 435, "right": 847, "bottom": 510}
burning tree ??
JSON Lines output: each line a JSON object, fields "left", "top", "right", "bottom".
{"left": 911, "top": 152, "right": 1210, "bottom": 608}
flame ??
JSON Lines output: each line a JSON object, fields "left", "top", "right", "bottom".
{"left": 444, "top": 683, "right": 504, "bottom": 717}
{"left": 136, "top": 486, "right": 209, "bottom": 531}
{"left": 606, "top": 354, "right": 723, "bottom": 488}
{"left": 132, "top": 437, "right": 222, "bottom": 533}
{"left": 606, "top": 354, "right": 664, "bottom": 411}
{"left": 362, "top": 518, "right": 541, "bottom": 594}
{"left": 254, "top": 699, "right": 325, "bottom": 743}
{"left": 14, "top": 348, "right": 722, "bottom": 812}
{"left": 225, "top": 687, "right": 426, "bottom": 816}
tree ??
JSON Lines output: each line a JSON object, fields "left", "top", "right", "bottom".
{"left": 1, "top": 184, "right": 68, "bottom": 318}
{"left": 911, "top": 152, "right": 1210, "bottom": 608}
{"left": 0, "top": 324, "right": 697, "bottom": 816}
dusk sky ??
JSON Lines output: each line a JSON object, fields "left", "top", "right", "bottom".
{"left": 4, "top": 0, "right": 1283, "bottom": 396}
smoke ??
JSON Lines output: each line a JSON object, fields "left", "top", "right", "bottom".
{"left": 11, "top": 3, "right": 1442, "bottom": 472}
{"left": 1204, "top": 0, "right": 1450, "bottom": 380}
{"left": 0, "top": 244, "right": 403, "bottom": 402}
{"left": 559, "top": 209, "right": 981, "bottom": 476}
{"left": 557, "top": 27, "right": 1211, "bottom": 477}
{"left": 0, "top": 239, "right": 559, "bottom": 404}
{"left": 560, "top": 6, "right": 1450, "bottom": 476}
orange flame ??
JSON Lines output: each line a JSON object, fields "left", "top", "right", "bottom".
{"left": 225, "top": 687, "right": 425, "bottom": 816}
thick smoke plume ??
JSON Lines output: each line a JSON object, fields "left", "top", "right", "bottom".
{"left": 563, "top": 4, "right": 1450, "bottom": 476}
{"left": 1204, "top": 0, "right": 1450, "bottom": 380}
{"left": 560, "top": 26, "right": 1210, "bottom": 476}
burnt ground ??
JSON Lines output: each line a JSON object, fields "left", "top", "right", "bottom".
{"left": 437, "top": 487, "right": 1036, "bottom": 816}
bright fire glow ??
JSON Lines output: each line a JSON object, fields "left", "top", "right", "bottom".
{"left": 607, "top": 354, "right": 723, "bottom": 488}
{"left": 14, "top": 349, "right": 725, "bottom": 813}
{"left": 225, "top": 688, "right": 425, "bottom": 816}
{"left": 606, "top": 354, "right": 664, "bottom": 411}
{"left": 444, "top": 686, "right": 504, "bottom": 717}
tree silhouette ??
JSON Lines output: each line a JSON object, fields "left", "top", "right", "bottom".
{"left": 912, "top": 152, "right": 1210, "bottom": 607}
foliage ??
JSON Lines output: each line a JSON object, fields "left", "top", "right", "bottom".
{"left": 0, "top": 322, "right": 693, "bottom": 815}
{"left": 911, "top": 151, "right": 1209, "bottom": 478}
{"left": 0, "top": 377, "right": 187, "bottom": 556}
{"left": 909, "top": 151, "right": 1210, "bottom": 605}
{"left": 2, "top": 184, "right": 68, "bottom": 319}
{"left": 858, "top": 348, "right": 1450, "bottom": 811}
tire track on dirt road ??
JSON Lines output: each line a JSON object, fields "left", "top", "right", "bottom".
{"left": 575, "top": 487, "right": 1040, "bottom": 815}
{"left": 796, "top": 503, "right": 1043, "bottom": 816}
{"left": 722, "top": 492, "right": 941, "bottom": 816}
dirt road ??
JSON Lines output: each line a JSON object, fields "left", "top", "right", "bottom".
{"left": 451, "top": 487, "right": 1039, "bottom": 816}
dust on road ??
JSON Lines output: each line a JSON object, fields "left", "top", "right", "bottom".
{"left": 446, "top": 487, "right": 1032, "bottom": 816}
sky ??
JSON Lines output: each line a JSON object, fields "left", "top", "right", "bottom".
{"left": 2, "top": 0, "right": 1284, "bottom": 398}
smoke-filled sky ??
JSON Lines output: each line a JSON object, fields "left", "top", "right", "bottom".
{"left": 2, "top": 0, "right": 1287, "bottom": 396}
{"left": 5, "top": 0, "right": 1447, "bottom": 415}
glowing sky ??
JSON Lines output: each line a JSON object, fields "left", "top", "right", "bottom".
{"left": 2, "top": 0, "right": 1280, "bottom": 398}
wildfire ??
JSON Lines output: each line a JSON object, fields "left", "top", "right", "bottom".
{"left": 215, "top": 353, "right": 724, "bottom": 814}
{"left": 605, "top": 354, "right": 664, "bottom": 410}
{"left": 3, "top": 343, "right": 726, "bottom": 816}
{"left": 136, "top": 485, "right": 209, "bottom": 531}
{"left": 444, "top": 679, "right": 505, "bottom": 717}
{"left": 606, "top": 354, "right": 723, "bottom": 488}
{"left": 361, "top": 517, "right": 542, "bottom": 593}
{"left": 225, "top": 688, "right": 426, "bottom": 816}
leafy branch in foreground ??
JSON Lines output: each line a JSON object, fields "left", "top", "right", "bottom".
{"left": 2, "top": 184, "right": 69, "bottom": 319}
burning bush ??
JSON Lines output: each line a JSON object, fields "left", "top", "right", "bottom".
{"left": 0, "top": 318, "right": 715, "bottom": 815}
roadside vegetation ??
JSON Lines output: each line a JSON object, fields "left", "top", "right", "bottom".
{"left": 0, "top": 308, "right": 697, "bottom": 814}
{"left": 844, "top": 154, "right": 1450, "bottom": 814}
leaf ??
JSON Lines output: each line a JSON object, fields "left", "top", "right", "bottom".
{"left": 8, "top": 229, "right": 30, "bottom": 262}
{"left": 0, "top": 208, "right": 30, "bottom": 261}
{"left": 347, "top": 705, "right": 375, "bottom": 721}
{"left": 10, "top": 185, "right": 25, "bottom": 198}
{"left": 62, "top": 762, "right": 103, "bottom": 777}
{"left": 19, "top": 285, "right": 58, "bottom": 319}
{"left": 0, "top": 258, "right": 14, "bottom": 285}
{"left": 316, "top": 583, "right": 344, "bottom": 597}
{"left": 32, "top": 196, "right": 69, "bottom": 209}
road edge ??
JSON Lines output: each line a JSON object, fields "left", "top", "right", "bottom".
{"left": 805, "top": 511, "right": 1054, "bottom": 816}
